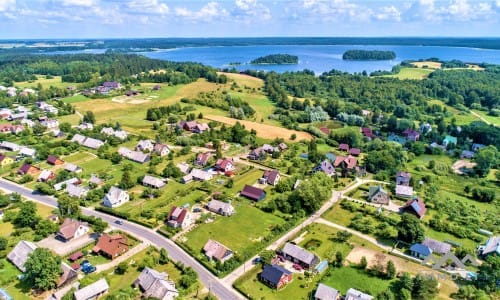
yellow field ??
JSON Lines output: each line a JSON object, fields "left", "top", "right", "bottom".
{"left": 410, "top": 61, "right": 442, "bottom": 69}
{"left": 386, "top": 68, "right": 434, "bottom": 80}
{"left": 205, "top": 114, "right": 312, "bottom": 141}
{"left": 219, "top": 72, "right": 264, "bottom": 89}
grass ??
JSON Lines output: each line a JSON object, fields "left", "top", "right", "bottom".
{"left": 220, "top": 72, "right": 264, "bottom": 90}
{"left": 183, "top": 200, "right": 285, "bottom": 256}
{"left": 427, "top": 99, "right": 480, "bottom": 125}
{"left": 321, "top": 266, "right": 393, "bottom": 296}
{"left": 0, "top": 221, "right": 13, "bottom": 236}
{"left": 61, "top": 94, "right": 89, "bottom": 103}
{"left": 2, "top": 259, "right": 32, "bottom": 300}
{"left": 15, "top": 75, "right": 76, "bottom": 89}
{"left": 471, "top": 109, "right": 500, "bottom": 126}
{"left": 35, "top": 202, "right": 55, "bottom": 218}
{"left": 57, "top": 113, "right": 81, "bottom": 126}
{"left": 410, "top": 61, "right": 442, "bottom": 69}
{"left": 384, "top": 68, "right": 434, "bottom": 80}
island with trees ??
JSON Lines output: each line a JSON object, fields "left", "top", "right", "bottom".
{"left": 342, "top": 49, "right": 396, "bottom": 60}
{"left": 250, "top": 54, "right": 299, "bottom": 65}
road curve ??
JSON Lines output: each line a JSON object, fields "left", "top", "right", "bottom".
{"left": 0, "top": 178, "right": 244, "bottom": 300}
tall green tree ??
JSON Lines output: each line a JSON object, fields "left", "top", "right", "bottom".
{"left": 58, "top": 195, "right": 80, "bottom": 218}
{"left": 24, "top": 248, "right": 62, "bottom": 291}
{"left": 397, "top": 213, "right": 425, "bottom": 244}
{"left": 14, "top": 201, "right": 39, "bottom": 228}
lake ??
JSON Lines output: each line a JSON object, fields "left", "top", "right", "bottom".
{"left": 138, "top": 44, "right": 500, "bottom": 74}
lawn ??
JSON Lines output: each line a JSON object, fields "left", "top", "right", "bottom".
{"left": 63, "top": 151, "right": 96, "bottom": 164}
{"left": 471, "top": 109, "right": 500, "bottom": 126}
{"left": 428, "top": 99, "right": 480, "bottom": 125}
{"left": 2, "top": 259, "right": 32, "bottom": 300}
{"left": 220, "top": 72, "right": 264, "bottom": 90}
{"left": 297, "top": 223, "right": 354, "bottom": 260}
{"left": 15, "top": 75, "right": 75, "bottom": 89}
{"left": 183, "top": 200, "right": 285, "bottom": 256}
{"left": 57, "top": 113, "right": 81, "bottom": 125}
{"left": 35, "top": 202, "right": 55, "bottom": 218}
{"left": 226, "top": 167, "right": 264, "bottom": 195}
{"left": 384, "top": 68, "right": 434, "bottom": 80}
{"left": 0, "top": 221, "right": 13, "bottom": 236}
{"left": 321, "top": 266, "right": 393, "bottom": 296}
{"left": 61, "top": 94, "right": 88, "bottom": 103}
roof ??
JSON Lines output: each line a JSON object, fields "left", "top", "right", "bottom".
{"left": 57, "top": 219, "right": 89, "bottom": 240}
{"left": 89, "top": 174, "right": 102, "bottom": 185}
{"left": 215, "top": 158, "right": 233, "bottom": 170}
{"left": 422, "top": 238, "right": 451, "bottom": 254}
{"left": 68, "top": 251, "right": 84, "bottom": 262}
{"left": 64, "top": 163, "right": 81, "bottom": 172}
{"left": 7, "top": 240, "right": 37, "bottom": 272}
{"left": 395, "top": 185, "right": 413, "bottom": 196}
{"left": 346, "top": 288, "right": 373, "bottom": 300}
{"left": 177, "top": 162, "right": 191, "bottom": 174}
{"left": 403, "top": 128, "right": 419, "bottom": 137}
{"left": 261, "top": 264, "right": 291, "bottom": 286}
{"left": 167, "top": 206, "right": 188, "bottom": 225}
{"left": 443, "top": 135, "right": 457, "bottom": 144}
{"left": 206, "top": 199, "right": 234, "bottom": 215}
{"left": 314, "top": 283, "right": 340, "bottom": 300}
{"left": 240, "top": 185, "right": 265, "bottom": 201}
{"left": 19, "top": 147, "right": 36, "bottom": 156}
{"left": 196, "top": 152, "right": 211, "bottom": 165}
{"left": 315, "top": 160, "right": 335, "bottom": 175}
{"left": 58, "top": 262, "right": 78, "bottom": 288}
{"left": 38, "top": 169, "right": 54, "bottom": 181}
{"left": 480, "top": 236, "right": 500, "bottom": 255}
{"left": 142, "top": 175, "right": 165, "bottom": 188}
{"left": 339, "top": 143, "right": 349, "bottom": 151}
{"left": 54, "top": 177, "right": 80, "bottom": 191}
{"left": 190, "top": 168, "right": 212, "bottom": 181}
{"left": 93, "top": 233, "right": 128, "bottom": 257}
{"left": 282, "top": 242, "right": 317, "bottom": 265}
{"left": 105, "top": 186, "right": 127, "bottom": 205}
{"left": 368, "top": 185, "right": 388, "bottom": 198}
{"left": 410, "top": 243, "right": 433, "bottom": 256}
{"left": 263, "top": 169, "right": 280, "bottom": 184}
{"left": 349, "top": 148, "right": 361, "bottom": 155}
{"left": 118, "top": 147, "right": 150, "bottom": 163}
{"left": 136, "top": 267, "right": 178, "bottom": 299}
{"left": 396, "top": 171, "right": 411, "bottom": 179}
{"left": 74, "top": 278, "right": 109, "bottom": 300}
{"left": 18, "top": 163, "right": 37, "bottom": 174}
{"left": 333, "top": 155, "right": 358, "bottom": 169}
{"left": 403, "top": 198, "right": 427, "bottom": 218}
{"left": 203, "top": 239, "right": 233, "bottom": 261}
{"left": 153, "top": 143, "right": 170, "bottom": 154}
{"left": 47, "top": 155, "right": 62, "bottom": 165}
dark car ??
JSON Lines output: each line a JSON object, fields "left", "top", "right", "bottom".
{"left": 115, "top": 219, "right": 123, "bottom": 225}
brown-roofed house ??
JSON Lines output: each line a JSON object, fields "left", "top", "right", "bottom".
{"left": 240, "top": 185, "right": 266, "bottom": 201}
{"left": 402, "top": 198, "right": 427, "bottom": 219}
{"left": 262, "top": 169, "right": 281, "bottom": 186}
{"left": 93, "top": 233, "right": 128, "bottom": 259}
{"left": 194, "top": 152, "right": 211, "bottom": 167}
{"left": 215, "top": 158, "right": 235, "bottom": 173}
{"left": 18, "top": 163, "right": 40, "bottom": 175}
{"left": 203, "top": 239, "right": 233, "bottom": 263}
{"left": 166, "top": 206, "right": 192, "bottom": 228}
{"left": 56, "top": 218, "right": 90, "bottom": 242}
{"left": 47, "top": 155, "right": 64, "bottom": 165}
{"left": 338, "top": 143, "right": 349, "bottom": 151}
{"left": 349, "top": 148, "right": 361, "bottom": 156}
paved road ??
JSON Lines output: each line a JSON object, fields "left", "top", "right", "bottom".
{"left": 0, "top": 178, "right": 244, "bottom": 300}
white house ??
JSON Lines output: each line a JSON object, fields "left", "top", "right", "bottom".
{"left": 56, "top": 218, "right": 90, "bottom": 242}
{"left": 103, "top": 186, "right": 130, "bottom": 208}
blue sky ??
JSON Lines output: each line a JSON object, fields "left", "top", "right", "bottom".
{"left": 0, "top": 0, "right": 499, "bottom": 38}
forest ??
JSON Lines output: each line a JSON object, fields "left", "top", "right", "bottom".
{"left": 250, "top": 54, "right": 299, "bottom": 64}
{"left": 342, "top": 50, "right": 396, "bottom": 60}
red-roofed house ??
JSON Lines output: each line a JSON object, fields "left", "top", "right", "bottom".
{"left": 93, "top": 234, "right": 128, "bottom": 259}
{"left": 319, "top": 127, "right": 330, "bottom": 135}
{"left": 166, "top": 206, "right": 192, "bottom": 228}
{"left": 47, "top": 155, "right": 64, "bottom": 165}
{"left": 215, "top": 158, "right": 235, "bottom": 173}
{"left": 195, "top": 152, "right": 211, "bottom": 167}
{"left": 240, "top": 185, "right": 266, "bottom": 201}
{"left": 18, "top": 163, "right": 40, "bottom": 175}
{"left": 402, "top": 198, "right": 427, "bottom": 219}
{"left": 361, "top": 127, "right": 374, "bottom": 139}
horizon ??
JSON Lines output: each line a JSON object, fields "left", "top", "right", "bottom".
{"left": 0, "top": 0, "right": 499, "bottom": 39}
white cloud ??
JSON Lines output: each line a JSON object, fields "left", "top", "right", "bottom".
{"left": 0, "top": 0, "right": 16, "bottom": 12}
{"left": 175, "top": 2, "right": 228, "bottom": 21}
{"left": 61, "top": 0, "right": 96, "bottom": 7}
{"left": 233, "top": 0, "right": 271, "bottom": 21}
{"left": 300, "top": 0, "right": 371, "bottom": 22}
{"left": 376, "top": 5, "right": 401, "bottom": 21}
{"left": 126, "top": 0, "right": 169, "bottom": 15}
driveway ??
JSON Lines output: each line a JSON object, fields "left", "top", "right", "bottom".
{"left": 37, "top": 233, "right": 98, "bottom": 256}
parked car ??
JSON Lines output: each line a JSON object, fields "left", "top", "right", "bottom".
{"left": 252, "top": 257, "right": 262, "bottom": 264}
{"left": 81, "top": 261, "right": 96, "bottom": 274}
{"left": 293, "top": 264, "right": 302, "bottom": 271}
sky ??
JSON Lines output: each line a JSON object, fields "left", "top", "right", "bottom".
{"left": 0, "top": 0, "right": 499, "bottom": 39}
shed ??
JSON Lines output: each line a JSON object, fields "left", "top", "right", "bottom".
{"left": 240, "top": 185, "right": 266, "bottom": 201}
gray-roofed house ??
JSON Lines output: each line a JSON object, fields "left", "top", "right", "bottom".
{"left": 206, "top": 199, "right": 234, "bottom": 216}
{"left": 54, "top": 177, "right": 80, "bottom": 191}
{"left": 65, "top": 184, "right": 88, "bottom": 199}
{"left": 282, "top": 242, "right": 319, "bottom": 269}
{"left": 72, "top": 135, "right": 104, "bottom": 149}
{"left": 142, "top": 175, "right": 166, "bottom": 189}
{"left": 368, "top": 186, "right": 390, "bottom": 205}
{"left": 64, "top": 163, "right": 82, "bottom": 173}
{"left": 461, "top": 150, "right": 475, "bottom": 159}
{"left": 478, "top": 236, "right": 500, "bottom": 257}
{"left": 395, "top": 185, "right": 413, "bottom": 198}
{"left": 103, "top": 186, "right": 129, "bottom": 208}
{"left": 70, "top": 134, "right": 86, "bottom": 144}
{"left": 0, "top": 141, "right": 20, "bottom": 151}
{"left": 136, "top": 139, "right": 155, "bottom": 152}
{"left": 118, "top": 147, "right": 150, "bottom": 164}
{"left": 422, "top": 238, "right": 451, "bottom": 255}
{"left": 314, "top": 283, "right": 340, "bottom": 300}
{"left": 153, "top": 143, "right": 171, "bottom": 156}
{"left": 7, "top": 240, "right": 37, "bottom": 272}
{"left": 176, "top": 162, "right": 191, "bottom": 174}
{"left": 89, "top": 174, "right": 102, "bottom": 186}
{"left": 74, "top": 278, "right": 109, "bottom": 300}
{"left": 19, "top": 147, "right": 36, "bottom": 157}
{"left": 472, "top": 143, "right": 486, "bottom": 152}
{"left": 396, "top": 171, "right": 411, "bottom": 186}
{"left": 134, "top": 267, "right": 179, "bottom": 300}
{"left": 345, "top": 288, "right": 373, "bottom": 300}
{"left": 410, "top": 243, "right": 433, "bottom": 259}
{"left": 260, "top": 264, "right": 293, "bottom": 290}
{"left": 203, "top": 239, "right": 233, "bottom": 263}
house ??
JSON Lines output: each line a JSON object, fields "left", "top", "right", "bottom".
{"left": 282, "top": 242, "right": 319, "bottom": 269}
{"left": 278, "top": 143, "right": 288, "bottom": 151}
{"left": 41, "top": 119, "right": 59, "bottom": 129}
{"left": 118, "top": 147, "right": 150, "bottom": 164}
{"left": 422, "top": 238, "right": 451, "bottom": 255}
{"left": 240, "top": 185, "right": 266, "bottom": 201}
{"left": 18, "top": 163, "right": 40, "bottom": 175}
{"left": 89, "top": 174, "right": 102, "bottom": 186}
{"left": 57, "top": 219, "right": 90, "bottom": 242}
{"left": 442, "top": 135, "right": 457, "bottom": 147}
{"left": 403, "top": 129, "right": 420, "bottom": 142}
{"left": 262, "top": 169, "right": 281, "bottom": 186}
{"left": 71, "top": 134, "right": 104, "bottom": 150}
{"left": 248, "top": 147, "right": 266, "bottom": 160}
{"left": 349, "top": 148, "right": 361, "bottom": 156}
{"left": 313, "top": 160, "right": 335, "bottom": 176}
{"left": 64, "top": 163, "right": 82, "bottom": 173}
{"left": 361, "top": 127, "right": 374, "bottom": 140}
{"left": 0, "top": 124, "right": 24, "bottom": 134}
{"left": 338, "top": 143, "right": 349, "bottom": 152}
{"left": 47, "top": 214, "right": 59, "bottom": 222}
{"left": 100, "top": 127, "right": 115, "bottom": 136}
{"left": 152, "top": 84, "right": 161, "bottom": 91}
{"left": 65, "top": 184, "right": 88, "bottom": 198}
{"left": 166, "top": 206, "right": 192, "bottom": 228}
{"left": 314, "top": 283, "right": 340, "bottom": 300}
{"left": 395, "top": 185, "right": 413, "bottom": 198}
{"left": 402, "top": 197, "right": 427, "bottom": 219}
{"left": 7, "top": 240, "right": 38, "bottom": 272}
{"left": 179, "top": 120, "right": 197, "bottom": 131}
{"left": 8, "top": 112, "right": 28, "bottom": 121}
{"left": 396, "top": 171, "right": 411, "bottom": 186}
{"left": 153, "top": 143, "right": 171, "bottom": 156}
{"left": 47, "top": 155, "right": 64, "bottom": 165}
{"left": 410, "top": 243, "right": 433, "bottom": 259}
{"left": 136, "top": 139, "right": 154, "bottom": 152}
{"left": 103, "top": 186, "right": 129, "bottom": 208}
{"left": 260, "top": 264, "right": 293, "bottom": 290}
{"left": 461, "top": 150, "right": 475, "bottom": 159}
{"left": 135, "top": 267, "right": 179, "bottom": 300}
{"left": 184, "top": 169, "right": 212, "bottom": 182}
{"left": 333, "top": 155, "right": 358, "bottom": 175}
{"left": 113, "top": 130, "right": 128, "bottom": 140}
{"left": 387, "top": 134, "right": 407, "bottom": 145}
{"left": 368, "top": 186, "right": 390, "bottom": 205}
{"left": 477, "top": 236, "right": 500, "bottom": 256}
{"left": 57, "top": 262, "right": 78, "bottom": 288}
{"left": 103, "top": 81, "right": 121, "bottom": 89}
{"left": 54, "top": 177, "right": 80, "bottom": 191}
{"left": 0, "top": 141, "right": 20, "bottom": 151}
{"left": 37, "top": 170, "right": 55, "bottom": 182}
{"left": 193, "top": 123, "right": 209, "bottom": 133}
{"left": 0, "top": 154, "right": 14, "bottom": 167}
{"left": 74, "top": 278, "right": 109, "bottom": 300}
{"left": 176, "top": 162, "right": 191, "bottom": 175}
{"left": 19, "top": 147, "right": 36, "bottom": 158}
{"left": 203, "top": 239, "right": 233, "bottom": 263}
{"left": 77, "top": 122, "right": 94, "bottom": 131}
{"left": 195, "top": 152, "right": 211, "bottom": 167}
{"left": 345, "top": 288, "right": 373, "bottom": 300}
{"left": 215, "top": 158, "right": 235, "bottom": 173}
{"left": 21, "top": 119, "right": 35, "bottom": 128}
{"left": 93, "top": 234, "right": 128, "bottom": 259}
{"left": 206, "top": 199, "right": 234, "bottom": 216}
{"left": 142, "top": 175, "right": 166, "bottom": 189}
{"left": 472, "top": 143, "right": 486, "bottom": 152}
{"left": 205, "top": 140, "right": 229, "bottom": 151}
{"left": 419, "top": 123, "right": 432, "bottom": 134}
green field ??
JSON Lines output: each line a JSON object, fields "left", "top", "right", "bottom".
{"left": 384, "top": 68, "right": 434, "bottom": 80}
{"left": 183, "top": 200, "right": 285, "bottom": 256}
{"left": 57, "top": 113, "right": 81, "bottom": 125}
{"left": 2, "top": 259, "right": 31, "bottom": 300}
{"left": 321, "top": 266, "right": 393, "bottom": 296}
{"left": 61, "top": 94, "right": 88, "bottom": 103}
{"left": 472, "top": 109, "right": 500, "bottom": 126}
{"left": 15, "top": 75, "right": 76, "bottom": 89}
